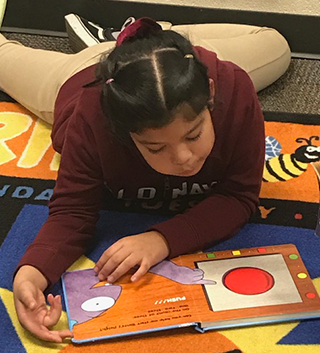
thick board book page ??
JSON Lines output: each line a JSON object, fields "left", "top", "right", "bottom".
{"left": 176, "top": 244, "right": 320, "bottom": 331}
{"left": 62, "top": 244, "right": 320, "bottom": 344}
{"left": 61, "top": 259, "right": 211, "bottom": 343}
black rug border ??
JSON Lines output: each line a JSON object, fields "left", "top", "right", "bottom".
{"left": 263, "top": 111, "right": 320, "bottom": 125}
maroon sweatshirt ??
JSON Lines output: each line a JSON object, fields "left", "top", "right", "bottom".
{"left": 17, "top": 46, "right": 265, "bottom": 286}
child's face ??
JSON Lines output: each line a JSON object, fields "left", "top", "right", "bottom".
{"left": 130, "top": 108, "right": 215, "bottom": 176}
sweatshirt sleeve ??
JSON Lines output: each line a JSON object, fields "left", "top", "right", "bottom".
{"left": 149, "top": 74, "right": 265, "bottom": 258}
{"left": 15, "top": 112, "right": 105, "bottom": 286}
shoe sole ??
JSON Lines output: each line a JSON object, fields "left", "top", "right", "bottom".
{"left": 64, "top": 14, "right": 100, "bottom": 52}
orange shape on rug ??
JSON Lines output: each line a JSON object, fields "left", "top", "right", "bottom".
{"left": 0, "top": 102, "right": 58, "bottom": 180}
{"left": 60, "top": 329, "right": 239, "bottom": 353}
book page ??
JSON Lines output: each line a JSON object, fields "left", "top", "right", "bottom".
{"left": 63, "top": 261, "right": 204, "bottom": 342}
{"left": 177, "top": 246, "right": 320, "bottom": 328}
{"left": 63, "top": 245, "right": 320, "bottom": 340}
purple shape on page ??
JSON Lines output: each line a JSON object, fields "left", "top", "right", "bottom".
{"left": 63, "top": 269, "right": 122, "bottom": 326}
{"left": 149, "top": 260, "right": 217, "bottom": 285}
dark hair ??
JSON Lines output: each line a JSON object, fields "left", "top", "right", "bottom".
{"left": 90, "top": 29, "right": 211, "bottom": 142}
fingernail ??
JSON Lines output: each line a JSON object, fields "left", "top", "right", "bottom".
{"left": 98, "top": 274, "right": 105, "bottom": 281}
{"left": 131, "top": 276, "right": 136, "bottom": 282}
{"left": 94, "top": 266, "right": 98, "bottom": 273}
{"left": 107, "top": 276, "right": 114, "bottom": 283}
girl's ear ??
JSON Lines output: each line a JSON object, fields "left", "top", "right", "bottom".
{"left": 207, "top": 78, "right": 215, "bottom": 111}
{"left": 209, "top": 78, "right": 215, "bottom": 100}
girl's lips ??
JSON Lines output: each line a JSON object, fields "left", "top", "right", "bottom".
{"left": 175, "top": 158, "right": 205, "bottom": 176}
{"left": 177, "top": 166, "right": 199, "bottom": 176}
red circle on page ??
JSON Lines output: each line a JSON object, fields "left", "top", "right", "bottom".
{"left": 223, "top": 267, "right": 275, "bottom": 295}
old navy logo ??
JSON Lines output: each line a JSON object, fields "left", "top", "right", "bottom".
{"left": 116, "top": 181, "right": 218, "bottom": 200}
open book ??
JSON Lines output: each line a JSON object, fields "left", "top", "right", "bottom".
{"left": 61, "top": 244, "right": 320, "bottom": 344}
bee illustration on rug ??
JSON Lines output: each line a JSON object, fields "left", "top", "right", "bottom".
{"left": 263, "top": 135, "right": 320, "bottom": 182}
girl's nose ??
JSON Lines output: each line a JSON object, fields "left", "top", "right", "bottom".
{"left": 171, "top": 145, "right": 193, "bottom": 165}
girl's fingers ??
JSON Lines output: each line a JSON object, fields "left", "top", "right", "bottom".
{"left": 36, "top": 327, "right": 64, "bottom": 342}
{"left": 105, "top": 255, "right": 138, "bottom": 283}
{"left": 98, "top": 249, "right": 131, "bottom": 281}
{"left": 58, "top": 329, "right": 74, "bottom": 339}
{"left": 18, "top": 290, "right": 37, "bottom": 310}
{"left": 131, "top": 262, "right": 150, "bottom": 282}
{"left": 46, "top": 293, "right": 54, "bottom": 304}
{"left": 95, "top": 242, "right": 123, "bottom": 273}
{"left": 36, "top": 326, "right": 72, "bottom": 343}
{"left": 15, "top": 287, "right": 70, "bottom": 342}
{"left": 43, "top": 295, "right": 62, "bottom": 327}
{"left": 20, "top": 313, "right": 63, "bottom": 343}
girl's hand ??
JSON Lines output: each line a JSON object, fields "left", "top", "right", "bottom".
{"left": 94, "top": 231, "right": 170, "bottom": 283}
{"left": 13, "top": 266, "right": 73, "bottom": 342}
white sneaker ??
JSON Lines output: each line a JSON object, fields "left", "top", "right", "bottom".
{"left": 64, "top": 14, "right": 135, "bottom": 52}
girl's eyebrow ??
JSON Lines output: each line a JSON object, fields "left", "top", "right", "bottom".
{"left": 137, "top": 118, "right": 205, "bottom": 145}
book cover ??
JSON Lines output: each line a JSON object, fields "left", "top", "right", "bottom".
{"left": 61, "top": 244, "right": 320, "bottom": 343}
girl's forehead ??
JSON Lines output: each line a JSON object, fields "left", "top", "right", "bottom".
{"left": 172, "top": 102, "right": 200, "bottom": 120}
{"left": 132, "top": 111, "right": 208, "bottom": 144}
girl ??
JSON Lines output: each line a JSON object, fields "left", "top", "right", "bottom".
{"left": 0, "top": 17, "right": 290, "bottom": 342}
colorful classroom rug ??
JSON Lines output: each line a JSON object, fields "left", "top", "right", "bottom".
{"left": 1, "top": 96, "right": 320, "bottom": 353}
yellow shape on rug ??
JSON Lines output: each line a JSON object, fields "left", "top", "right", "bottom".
{"left": 0, "top": 112, "right": 32, "bottom": 165}
{"left": 67, "top": 255, "right": 95, "bottom": 272}
{"left": 17, "top": 118, "right": 53, "bottom": 169}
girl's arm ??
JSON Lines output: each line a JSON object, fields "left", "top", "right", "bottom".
{"left": 15, "top": 111, "right": 105, "bottom": 287}
{"left": 13, "top": 110, "right": 103, "bottom": 341}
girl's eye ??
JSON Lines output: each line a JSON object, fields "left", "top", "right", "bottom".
{"left": 147, "top": 146, "right": 165, "bottom": 154}
{"left": 186, "top": 130, "right": 202, "bottom": 142}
